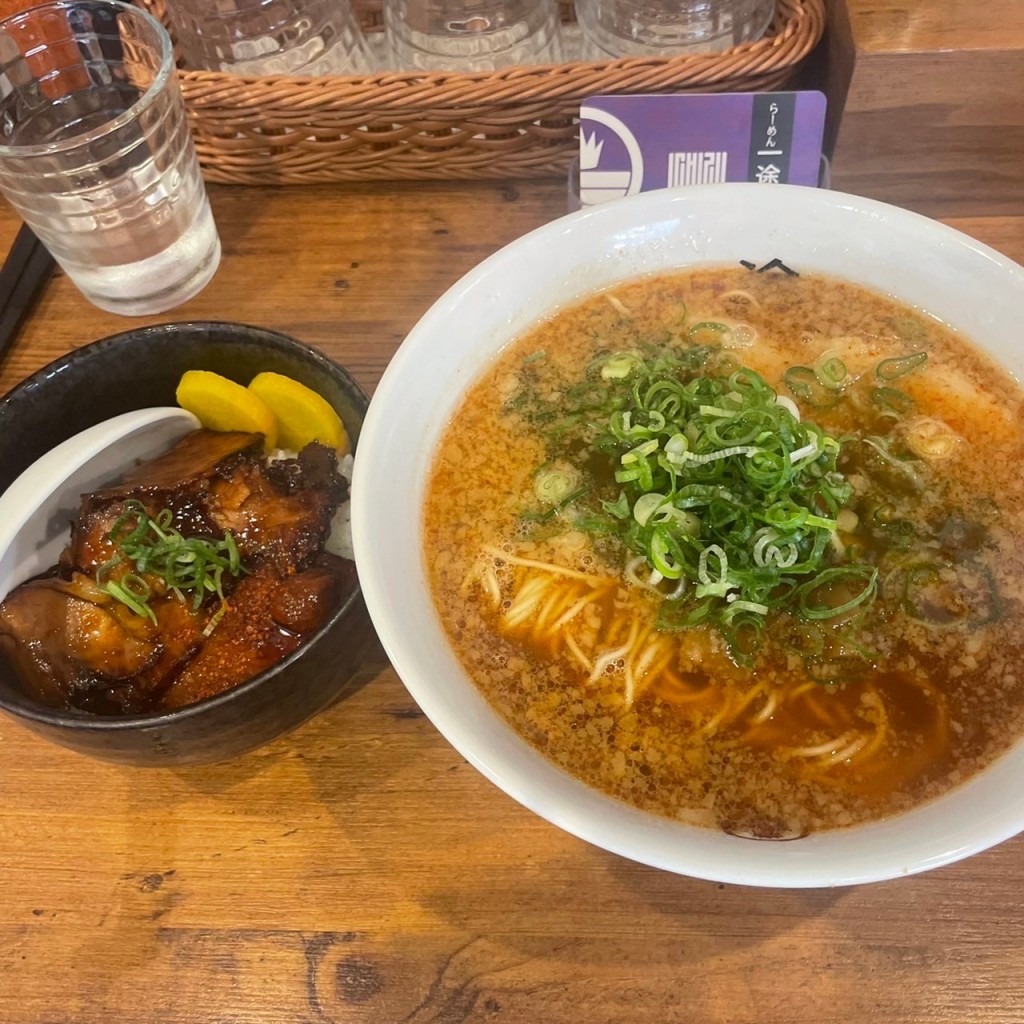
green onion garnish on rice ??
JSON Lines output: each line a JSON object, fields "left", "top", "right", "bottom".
{"left": 97, "top": 500, "right": 245, "bottom": 628}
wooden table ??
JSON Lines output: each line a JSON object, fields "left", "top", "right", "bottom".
{"left": 823, "top": 0, "right": 1024, "bottom": 218}
{"left": 2, "top": 181, "right": 1024, "bottom": 1024}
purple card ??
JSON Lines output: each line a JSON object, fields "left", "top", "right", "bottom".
{"left": 578, "top": 91, "right": 827, "bottom": 207}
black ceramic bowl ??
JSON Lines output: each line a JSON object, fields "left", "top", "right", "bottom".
{"left": 0, "top": 322, "right": 373, "bottom": 765}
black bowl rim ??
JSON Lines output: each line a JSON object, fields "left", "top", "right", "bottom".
{"left": 0, "top": 320, "right": 369, "bottom": 732}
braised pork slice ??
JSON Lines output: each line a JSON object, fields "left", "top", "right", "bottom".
{"left": 116, "top": 430, "right": 260, "bottom": 491}
{"left": 268, "top": 558, "right": 349, "bottom": 634}
{"left": 0, "top": 574, "right": 159, "bottom": 712}
{"left": 65, "top": 431, "right": 346, "bottom": 576}
{"left": 159, "top": 561, "right": 347, "bottom": 709}
{"left": 205, "top": 445, "right": 345, "bottom": 572}
{"left": 0, "top": 427, "right": 355, "bottom": 716}
{"left": 64, "top": 431, "right": 262, "bottom": 573}
{"left": 0, "top": 571, "right": 216, "bottom": 714}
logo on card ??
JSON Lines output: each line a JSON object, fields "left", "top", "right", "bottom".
{"left": 579, "top": 106, "right": 644, "bottom": 206}
{"left": 667, "top": 151, "right": 729, "bottom": 187}
{"left": 578, "top": 91, "right": 827, "bottom": 207}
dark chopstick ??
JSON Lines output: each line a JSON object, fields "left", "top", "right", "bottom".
{"left": 0, "top": 223, "right": 55, "bottom": 365}
{"left": 0, "top": 221, "right": 40, "bottom": 303}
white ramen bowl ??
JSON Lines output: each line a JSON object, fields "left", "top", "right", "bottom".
{"left": 352, "top": 184, "right": 1024, "bottom": 887}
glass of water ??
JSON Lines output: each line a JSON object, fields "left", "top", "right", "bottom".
{"left": 575, "top": 0, "right": 775, "bottom": 58}
{"left": 384, "top": 0, "right": 563, "bottom": 72}
{"left": 0, "top": 0, "right": 221, "bottom": 316}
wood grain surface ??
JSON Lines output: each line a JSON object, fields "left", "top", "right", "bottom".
{"left": 2, "top": 181, "right": 1024, "bottom": 1024}
{"left": 824, "top": 0, "right": 1024, "bottom": 217}
{"left": 843, "top": 0, "right": 1024, "bottom": 53}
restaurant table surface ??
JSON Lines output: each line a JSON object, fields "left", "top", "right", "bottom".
{"left": 1, "top": 181, "right": 1024, "bottom": 1024}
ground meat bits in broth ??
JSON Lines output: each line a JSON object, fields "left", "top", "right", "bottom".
{"left": 423, "top": 267, "right": 1024, "bottom": 836}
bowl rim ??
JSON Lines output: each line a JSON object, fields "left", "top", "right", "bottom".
{"left": 352, "top": 182, "right": 1024, "bottom": 887}
{"left": 0, "top": 319, "right": 368, "bottom": 730}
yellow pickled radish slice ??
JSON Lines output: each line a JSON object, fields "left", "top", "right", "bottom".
{"left": 175, "top": 370, "right": 279, "bottom": 449}
{"left": 247, "top": 371, "right": 349, "bottom": 453}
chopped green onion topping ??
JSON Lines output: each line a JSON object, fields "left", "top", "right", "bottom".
{"left": 783, "top": 365, "right": 839, "bottom": 408}
{"left": 103, "top": 573, "right": 155, "bottom": 624}
{"left": 871, "top": 386, "right": 914, "bottom": 416}
{"left": 815, "top": 354, "right": 848, "bottom": 390}
{"left": 600, "top": 351, "right": 643, "bottom": 380}
{"left": 575, "top": 351, "right": 872, "bottom": 665}
{"left": 793, "top": 565, "right": 878, "bottom": 620}
{"left": 876, "top": 351, "right": 927, "bottom": 380}
{"left": 534, "top": 465, "right": 580, "bottom": 505}
{"left": 97, "top": 500, "right": 245, "bottom": 622}
{"left": 688, "top": 322, "right": 732, "bottom": 346}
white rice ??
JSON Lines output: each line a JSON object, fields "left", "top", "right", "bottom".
{"left": 325, "top": 452, "right": 354, "bottom": 560}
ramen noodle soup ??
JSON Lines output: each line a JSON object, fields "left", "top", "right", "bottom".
{"left": 423, "top": 266, "right": 1024, "bottom": 837}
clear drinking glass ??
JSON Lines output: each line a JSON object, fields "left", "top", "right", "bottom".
{"left": 575, "top": 0, "right": 775, "bottom": 58}
{"left": 384, "top": 0, "right": 563, "bottom": 72}
{"left": 0, "top": 0, "right": 220, "bottom": 316}
{"left": 165, "top": 0, "right": 375, "bottom": 76}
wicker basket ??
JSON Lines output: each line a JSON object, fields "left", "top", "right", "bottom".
{"left": 140, "top": 0, "right": 826, "bottom": 184}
